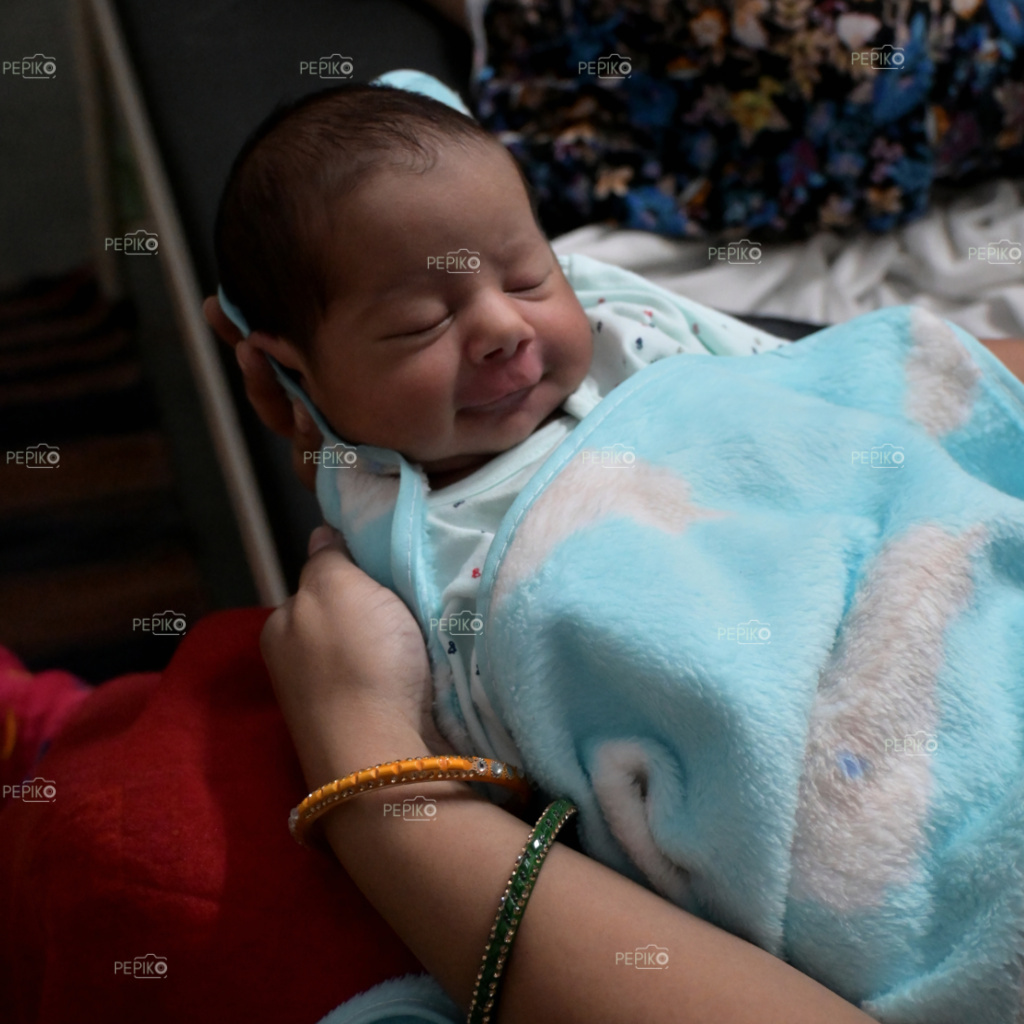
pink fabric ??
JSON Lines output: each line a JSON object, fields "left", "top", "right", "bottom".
{"left": 0, "top": 646, "right": 91, "bottom": 806}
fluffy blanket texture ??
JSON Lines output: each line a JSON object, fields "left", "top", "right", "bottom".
{"left": 472, "top": 305, "right": 1024, "bottom": 1020}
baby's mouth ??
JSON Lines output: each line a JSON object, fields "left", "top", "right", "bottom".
{"left": 462, "top": 382, "right": 537, "bottom": 414}
{"left": 460, "top": 347, "right": 545, "bottom": 412}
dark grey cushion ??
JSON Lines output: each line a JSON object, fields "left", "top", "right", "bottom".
{"left": 114, "top": 0, "right": 472, "bottom": 584}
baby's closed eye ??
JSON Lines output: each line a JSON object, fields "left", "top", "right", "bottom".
{"left": 382, "top": 311, "right": 454, "bottom": 340}
{"left": 505, "top": 271, "right": 551, "bottom": 294}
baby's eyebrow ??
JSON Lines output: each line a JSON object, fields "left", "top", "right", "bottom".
{"left": 495, "top": 235, "right": 543, "bottom": 261}
{"left": 368, "top": 269, "right": 438, "bottom": 301}
{"left": 370, "top": 282, "right": 413, "bottom": 302}
{"left": 351, "top": 284, "right": 426, "bottom": 325}
{"left": 363, "top": 241, "right": 546, "bottom": 305}
{"left": 362, "top": 278, "right": 442, "bottom": 327}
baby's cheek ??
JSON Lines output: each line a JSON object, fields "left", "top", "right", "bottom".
{"left": 564, "top": 305, "right": 595, "bottom": 382}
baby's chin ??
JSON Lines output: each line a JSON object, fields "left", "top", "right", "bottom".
{"left": 470, "top": 391, "right": 566, "bottom": 448}
{"left": 419, "top": 397, "right": 566, "bottom": 475}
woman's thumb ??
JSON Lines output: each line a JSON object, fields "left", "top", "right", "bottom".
{"left": 307, "top": 524, "right": 341, "bottom": 557}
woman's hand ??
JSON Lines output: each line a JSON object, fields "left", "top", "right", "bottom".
{"left": 202, "top": 295, "right": 323, "bottom": 490}
{"left": 260, "top": 525, "right": 455, "bottom": 788}
{"left": 980, "top": 337, "right": 1024, "bottom": 386}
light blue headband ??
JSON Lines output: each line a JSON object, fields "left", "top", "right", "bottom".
{"left": 217, "top": 70, "right": 474, "bottom": 445}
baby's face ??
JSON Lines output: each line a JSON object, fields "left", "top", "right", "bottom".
{"left": 288, "top": 141, "right": 593, "bottom": 481}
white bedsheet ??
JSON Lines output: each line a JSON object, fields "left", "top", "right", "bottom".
{"left": 551, "top": 178, "right": 1024, "bottom": 339}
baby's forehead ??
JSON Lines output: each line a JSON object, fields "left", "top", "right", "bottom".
{"left": 345, "top": 131, "right": 517, "bottom": 193}
{"left": 323, "top": 141, "right": 534, "bottom": 251}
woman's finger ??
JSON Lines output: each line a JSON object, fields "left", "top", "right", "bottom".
{"left": 308, "top": 524, "right": 346, "bottom": 558}
{"left": 295, "top": 529, "right": 362, "bottom": 594}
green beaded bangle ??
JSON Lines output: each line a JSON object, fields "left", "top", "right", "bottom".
{"left": 466, "top": 798, "right": 577, "bottom": 1024}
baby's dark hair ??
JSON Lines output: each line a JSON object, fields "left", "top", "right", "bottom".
{"left": 214, "top": 83, "right": 536, "bottom": 355}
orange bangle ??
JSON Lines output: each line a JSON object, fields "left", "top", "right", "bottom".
{"left": 289, "top": 756, "right": 533, "bottom": 848}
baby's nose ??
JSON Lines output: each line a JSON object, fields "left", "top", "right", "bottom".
{"left": 467, "top": 293, "right": 535, "bottom": 364}
{"left": 479, "top": 335, "right": 525, "bottom": 362}
{"left": 477, "top": 335, "right": 532, "bottom": 368}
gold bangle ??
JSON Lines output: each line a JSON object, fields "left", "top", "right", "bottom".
{"left": 289, "top": 755, "right": 533, "bottom": 848}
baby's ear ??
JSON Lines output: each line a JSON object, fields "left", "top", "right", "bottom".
{"left": 246, "top": 330, "right": 310, "bottom": 379}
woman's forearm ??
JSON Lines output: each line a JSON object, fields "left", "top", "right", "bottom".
{"left": 980, "top": 337, "right": 1024, "bottom": 385}
{"left": 316, "top": 726, "right": 876, "bottom": 1024}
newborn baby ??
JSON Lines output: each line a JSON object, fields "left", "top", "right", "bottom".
{"left": 216, "top": 73, "right": 1024, "bottom": 1022}
{"left": 218, "top": 84, "right": 592, "bottom": 493}
{"left": 215, "top": 71, "right": 783, "bottom": 763}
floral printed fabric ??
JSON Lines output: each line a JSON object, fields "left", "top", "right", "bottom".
{"left": 471, "top": 0, "right": 1024, "bottom": 240}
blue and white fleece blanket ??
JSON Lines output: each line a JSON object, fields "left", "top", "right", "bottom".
{"left": 318, "top": 304, "right": 1024, "bottom": 1022}
{"left": 473, "top": 305, "right": 1024, "bottom": 1022}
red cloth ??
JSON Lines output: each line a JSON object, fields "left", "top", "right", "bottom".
{"left": 0, "top": 609, "right": 423, "bottom": 1024}
{"left": 0, "top": 646, "right": 92, "bottom": 799}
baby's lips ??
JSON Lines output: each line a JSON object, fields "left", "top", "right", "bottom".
{"left": 463, "top": 383, "right": 537, "bottom": 410}
{"left": 460, "top": 347, "right": 544, "bottom": 408}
